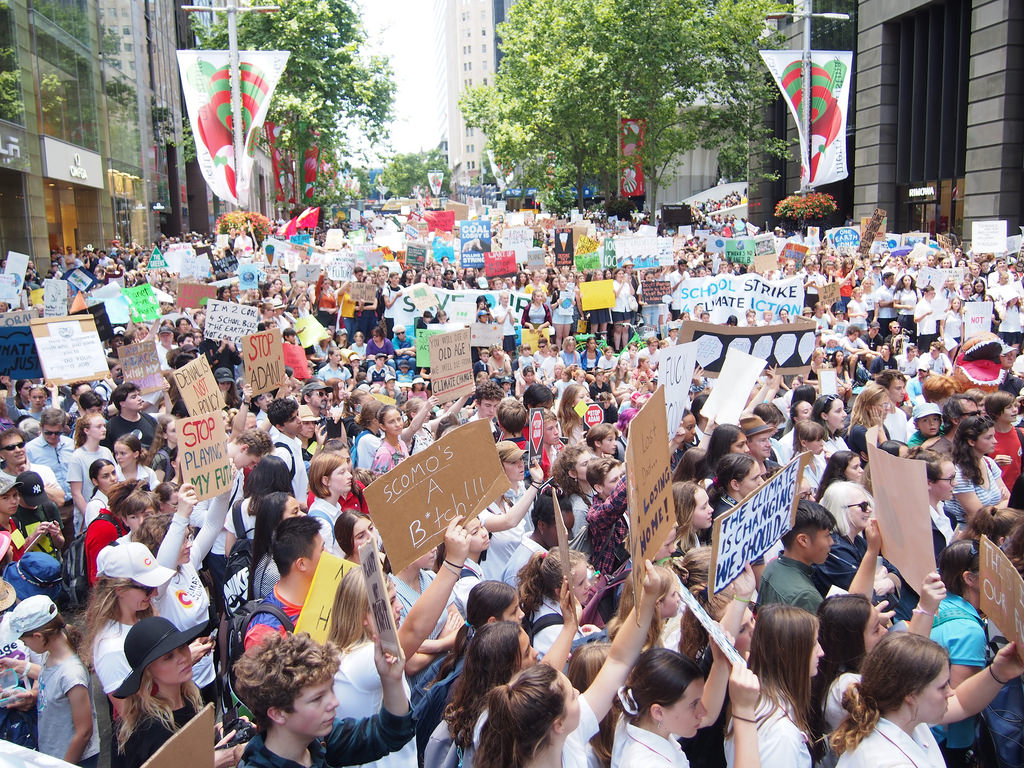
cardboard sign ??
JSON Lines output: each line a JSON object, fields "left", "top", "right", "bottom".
{"left": 294, "top": 316, "right": 331, "bottom": 348}
{"left": 140, "top": 703, "right": 214, "bottom": 768}
{"left": 204, "top": 299, "right": 259, "bottom": 342}
{"left": 123, "top": 284, "right": 162, "bottom": 323}
{"left": 710, "top": 453, "right": 810, "bottom": 592}
{"left": 172, "top": 355, "right": 224, "bottom": 416}
{"left": 324, "top": 228, "right": 346, "bottom": 249}
{"left": 641, "top": 279, "right": 671, "bottom": 304}
{"left": 85, "top": 303, "right": 114, "bottom": 343}
{"left": 0, "top": 325, "right": 42, "bottom": 378}
{"left": 176, "top": 412, "right": 232, "bottom": 500}
{"left": 29, "top": 316, "right": 108, "bottom": 385}
{"left": 580, "top": 279, "right": 615, "bottom": 311}
{"left": 753, "top": 249, "right": 779, "bottom": 274}
{"left": 857, "top": 208, "right": 887, "bottom": 258}
{"left": 819, "top": 282, "right": 841, "bottom": 306}
{"left": 551, "top": 486, "right": 571, "bottom": 580}
{"left": 625, "top": 387, "right": 673, "bottom": 598}
{"left": 936, "top": 233, "right": 954, "bottom": 252}
{"left": 964, "top": 301, "right": 994, "bottom": 339}
{"left": 865, "top": 431, "right": 935, "bottom": 592}
{"left": 117, "top": 341, "right": 164, "bottom": 394}
{"left": 980, "top": 536, "right": 1024, "bottom": 662}
{"left": 660, "top": 342, "right": 699, "bottom": 433}
{"left": 178, "top": 282, "right": 218, "bottom": 309}
{"left": 428, "top": 327, "right": 474, "bottom": 402}
{"left": 360, "top": 541, "right": 404, "bottom": 659}
{"left": 348, "top": 281, "right": 378, "bottom": 304}
{"left": 484, "top": 250, "right": 517, "bottom": 278}
{"left": 294, "top": 552, "right": 360, "bottom": 643}
{"left": 295, "top": 263, "right": 321, "bottom": 284}
{"left": 408, "top": 283, "right": 438, "bottom": 311}
{"left": 678, "top": 583, "right": 744, "bottom": 666}
{"left": 470, "top": 322, "right": 502, "bottom": 347}
{"left": 363, "top": 419, "right": 509, "bottom": 572}
{"left": 43, "top": 279, "right": 68, "bottom": 317}
{"left": 241, "top": 328, "right": 285, "bottom": 396}
{"left": 780, "top": 241, "right": 809, "bottom": 268}
{"left": 677, "top": 318, "right": 816, "bottom": 377}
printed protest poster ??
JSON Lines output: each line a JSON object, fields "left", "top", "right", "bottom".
{"left": 553, "top": 227, "right": 574, "bottom": 268}
{"left": 140, "top": 703, "right": 214, "bottom": 768}
{"left": 43, "top": 279, "right": 68, "bottom": 317}
{"left": 363, "top": 420, "right": 508, "bottom": 572}
{"left": 625, "top": 387, "right": 673, "bottom": 597}
{"left": 408, "top": 283, "right": 438, "bottom": 311}
{"left": 203, "top": 299, "right": 259, "bottom": 342}
{"left": 29, "top": 316, "right": 108, "bottom": 385}
{"left": 641, "top": 279, "right": 671, "bottom": 304}
{"left": 171, "top": 355, "right": 223, "bottom": 416}
{"left": 979, "top": 536, "right": 1024, "bottom": 660}
{"left": 972, "top": 220, "right": 1008, "bottom": 254}
{"left": 360, "top": 541, "right": 404, "bottom": 659}
{"left": 580, "top": 279, "right": 615, "bottom": 311}
{"left": 176, "top": 412, "right": 232, "bottom": 500}
{"left": 428, "top": 327, "right": 474, "bottom": 402}
{"left": 0, "top": 323, "right": 43, "bottom": 378}
{"left": 241, "top": 328, "right": 285, "bottom": 396}
{"left": 178, "top": 282, "right": 218, "bottom": 309}
{"left": 710, "top": 453, "right": 809, "bottom": 592}
{"left": 122, "top": 284, "right": 162, "bottom": 323}
{"left": 281, "top": 342, "right": 311, "bottom": 379}
{"left": 678, "top": 318, "right": 816, "bottom": 376}
{"left": 293, "top": 553, "right": 360, "bottom": 643}
{"left": 964, "top": 301, "right": 994, "bottom": 340}
{"left": 117, "top": 341, "right": 164, "bottom": 394}
{"left": 459, "top": 219, "right": 490, "bottom": 269}
{"left": 675, "top": 274, "right": 804, "bottom": 319}
{"left": 238, "top": 262, "right": 262, "bottom": 291}
{"left": 866, "top": 431, "right": 935, "bottom": 592}
{"left": 660, "top": 342, "right": 699, "bottom": 433}
{"left": 483, "top": 250, "right": 516, "bottom": 278}
{"left": 405, "top": 241, "right": 427, "bottom": 270}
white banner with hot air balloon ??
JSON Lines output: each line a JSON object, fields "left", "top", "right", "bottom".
{"left": 177, "top": 50, "right": 290, "bottom": 206}
{"left": 759, "top": 50, "right": 853, "bottom": 189}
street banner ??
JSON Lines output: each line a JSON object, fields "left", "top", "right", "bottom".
{"left": 177, "top": 50, "right": 290, "bottom": 205}
{"left": 759, "top": 50, "right": 853, "bottom": 188}
{"left": 675, "top": 274, "right": 805, "bottom": 322}
{"left": 619, "top": 118, "right": 645, "bottom": 197}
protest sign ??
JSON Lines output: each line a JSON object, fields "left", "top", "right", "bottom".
{"left": 710, "top": 453, "right": 809, "bottom": 592}
{"left": 122, "top": 284, "right": 162, "bottom": 323}
{"left": 676, "top": 274, "right": 804, "bottom": 320}
{"left": 408, "top": 283, "right": 438, "bottom": 311}
{"left": 415, "top": 327, "right": 444, "bottom": 366}
{"left": 916, "top": 266, "right": 944, "bottom": 289}
{"left": 936, "top": 233, "right": 954, "bottom": 252}
{"left": 294, "top": 316, "right": 330, "bottom": 348}
{"left": 348, "top": 281, "right": 378, "bottom": 304}
{"left": 483, "top": 250, "right": 516, "bottom": 278}
{"left": 866, "top": 432, "right": 935, "bottom": 592}
{"left": 626, "top": 387, "right": 673, "bottom": 597}
{"left": 1, "top": 251, "right": 28, "bottom": 301}
{"left": 405, "top": 241, "right": 428, "bottom": 270}
{"left": 295, "top": 263, "right": 321, "bottom": 284}
{"left": 660, "top": 342, "right": 699, "bottom": 433}
{"left": 678, "top": 318, "right": 816, "bottom": 376}
{"left": 210, "top": 250, "right": 238, "bottom": 275}
{"left": 551, "top": 487, "right": 571, "bottom": 580}
{"left": 281, "top": 343, "right": 311, "bottom": 379}
{"left": 0, "top": 325, "right": 42, "bottom": 378}
{"left": 818, "top": 368, "right": 838, "bottom": 397}
{"left": 360, "top": 541, "right": 404, "bottom": 659}
{"left": 363, "top": 420, "right": 508, "bottom": 572}
{"left": 84, "top": 303, "right": 114, "bottom": 343}
{"left": 502, "top": 226, "right": 534, "bottom": 262}
{"left": 29, "top": 316, "right": 108, "bottom": 385}
{"left": 324, "top": 228, "right": 346, "bottom": 249}
{"left": 980, "top": 536, "right": 1024, "bottom": 661}
{"left": 754, "top": 249, "right": 779, "bottom": 274}
{"left": 204, "top": 299, "right": 258, "bottom": 342}
{"left": 527, "top": 408, "right": 544, "bottom": 466}
{"left": 678, "top": 585, "right": 744, "bottom": 666}
{"left": 819, "top": 282, "right": 841, "bottom": 306}
{"left": 43, "top": 279, "right": 68, "bottom": 317}
{"left": 63, "top": 267, "right": 97, "bottom": 294}
{"left": 140, "top": 703, "right": 214, "bottom": 768}
{"left": 447, "top": 301, "right": 475, "bottom": 325}
{"left": 972, "top": 220, "right": 1008, "bottom": 254}
{"left": 701, "top": 347, "right": 768, "bottom": 426}
{"left": 459, "top": 219, "right": 490, "bottom": 269}
{"left": 527, "top": 247, "right": 546, "bottom": 270}
{"left": 553, "top": 227, "right": 574, "bottom": 268}
{"left": 780, "top": 241, "right": 809, "bottom": 269}
{"left": 117, "top": 341, "right": 164, "bottom": 394}
{"left": 241, "top": 328, "right": 285, "bottom": 396}
{"left": 178, "top": 282, "right": 217, "bottom": 309}
{"left": 580, "top": 280, "right": 615, "bottom": 311}
{"left": 470, "top": 322, "right": 502, "bottom": 347}
{"left": 964, "top": 301, "right": 994, "bottom": 340}
{"left": 238, "top": 262, "right": 262, "bottom": 291}
{"left": 724, "top": 237, "right": 754, "bottom": 265}
{"left": 326, "top": 253, "right": 354, "bottom": 282}
{"left": 641, "top": 279, "right": 671, "bottom": 304}
{"left": 428, "top": 327, "right": 473, "bottom": 402}
{"left": 857, "top": 209, "right": 886, "bottom": 258}
{"left": 172, "top": 355, "right": 223, "bottom": 416}
{"left": 0, "top": 309, "right": 36, "bottom": 328}
{"left": 294, "top": 553, "right": 360, "bottom": 643}
{"left": 176, "top": 412, "right": 232, "bottom": 500}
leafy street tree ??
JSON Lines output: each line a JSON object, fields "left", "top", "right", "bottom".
{"left": 380, "top": 148, "right": 448, "bottom": 199}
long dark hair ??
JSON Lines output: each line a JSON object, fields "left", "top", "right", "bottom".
{"left": 249, "top": 492, "right": 295, "bottom": 600}
{"left": 242, "top": 456, "right": 293, "bottom": 509}
{"left": 708, "top": 453, "right": 756, "bottom": 509}
{"left": 704, "top": 424, "right": 744, "bottom": 477}
{"left": 432, "top": 581, "right": 518, "bottom": 685}
{"left": 815, "top": 451, "right": 859, "bottom": 502}
{"left": 952, "top": 414, "right": 994, "bottom": 486}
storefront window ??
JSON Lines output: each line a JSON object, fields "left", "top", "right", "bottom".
{"left": 898, "top": 177, "right": 964, "bottom": 238}
{"left": 0, "top": 0, "right": 24, "bottom": 125}
{"left": 33, "top": 19, "right": 99, "bottom": 151}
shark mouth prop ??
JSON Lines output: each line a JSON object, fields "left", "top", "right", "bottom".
{"left": 953, "top": 333, "right": 1006, "bottom": 391}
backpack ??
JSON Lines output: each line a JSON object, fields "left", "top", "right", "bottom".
{"left": 521, "top": 612, "right": 564, "bottom": 644}
{"left": 274, "top": 441, "right": 297, "bottom": 478}
{"left": 223, "top": 597, "right": 295, "bottom": 708}
{"left": 61, "top": 512, "right": 128, "bottom": 610}
{"left": 222, "top": 500, "right": 252, "bottom": 619}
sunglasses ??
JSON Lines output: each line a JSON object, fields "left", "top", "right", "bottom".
{"left": 130, "top": 582, "right": 157, "bottom": 594}
{"left": 0, "top": 442, "right": 25, "bottom": 451}
{"left": 43, "top": 430, "right": 63, "bottom": 437}
{"left": 847, "top": 501, "right": 871, "bottom": 513}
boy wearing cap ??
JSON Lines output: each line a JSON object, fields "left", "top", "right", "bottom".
{"left": 12, "top": 471, "right": 64, "bottom": 557}
{"left": 0, "top": 472, "right": 56, "bottom": 563}
{"left": 907, "top": 402, "right": 943, "bottom": 449}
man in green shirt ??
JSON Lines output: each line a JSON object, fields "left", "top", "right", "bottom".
{"left": 758, "top": 500, "right": 836, "bottom": 614}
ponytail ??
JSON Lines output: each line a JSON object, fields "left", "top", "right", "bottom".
{"left": 517, "top": 549, "right": 583, "bottom": 615}
{"left": 831, "top": 681, "right": 881, "bottom": 755}
{"left": 476, "top": 664, "right": 565, "bottom": 768}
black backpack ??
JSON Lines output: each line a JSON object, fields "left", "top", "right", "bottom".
{"left": 62, "top": 513, "right": 128, "bottom": 610}
{"left": 274, "top": 441, "right": 296, "bottom": 478}
{"left": 223, "top": 597, "right": 294, "bottom": 708}
{"left": 521, "top": 612, "right": 564, "bottom": 644}
{"left": 222, "top": 500, "right": 252, "bottom": 619}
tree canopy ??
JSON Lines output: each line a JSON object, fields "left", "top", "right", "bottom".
{"left": 380, "top": 149, "right": 447, "bottom": 199}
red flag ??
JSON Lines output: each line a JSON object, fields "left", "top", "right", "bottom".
{"left": 296, "top": 206, "right": 320, "bottom": 229}
{"left": 278, "top": 217, "right": 298, "bottom": 237}
{"left": 422, "top": 210, "right": 454, "bottom": 232}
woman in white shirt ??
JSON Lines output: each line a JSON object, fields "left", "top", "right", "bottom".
{"left": 940, "top": 295, "right": 964, "bottom": 351}
{"left": 832, "top": 632, "right": 1024, "bottom": 767}
{"left": 307, "top": 451, "right": 352, "bottom": 555}
{"left": 113, "top": 434, "right": 158, "bottom": 490}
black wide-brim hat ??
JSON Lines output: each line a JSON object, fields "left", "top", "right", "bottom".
{"left": 113, "top": 616, "right": 206, "bottom": 698}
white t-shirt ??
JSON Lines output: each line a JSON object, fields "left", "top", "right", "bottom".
{"left": 67, "top": 446, "right": 119, "bottom": 501}
{"left": 835, "top": 717, "right": 944, "bottom": 768}
{"left": 270, "top": 427, "right": 307, "bottom": 501}
{"left": 724, "top": 700, "right": 810, "bottom": 768}
{"left": 309, "top": 497, "right": 343, "bottom": 556}
{"left": 825, "top": 671, "right": 860, "bottom": 731}
{"left": 92, "top": 620, "right": 132, "bottom": 694}
{"left": 611, "top": 718, "right": 690, "bottom": 767}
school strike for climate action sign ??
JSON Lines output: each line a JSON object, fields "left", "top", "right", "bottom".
{"left": 363, "top": 420, "right": 509, "bottom": 573}
{"left": 710, "top": 453, "right": 810, "bottom": 593}
{"left": 675, "top": 274, "right": 804, "bottom": 320}
{"left": 176, "top": 413, "right": 232, "bottom": 500}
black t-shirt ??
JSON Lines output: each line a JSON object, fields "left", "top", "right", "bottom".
{"left": 104, "top": 412, "right": 157, "bottom": 451}
{"left": 122, "top": 703, "right": 197, "bottom": 768}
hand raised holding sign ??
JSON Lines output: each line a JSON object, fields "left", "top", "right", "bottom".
{"left": 443, "top": 515, "right": 472, "bottom": 566}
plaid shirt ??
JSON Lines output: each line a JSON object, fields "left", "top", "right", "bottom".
{"left": 586, "top": 475, "right": 629, "bottom": 576}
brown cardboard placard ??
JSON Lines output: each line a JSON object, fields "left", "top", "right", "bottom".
{"left": 360, "top": 541, "right": 404, "bottom": 661}
{"left": 980, "top": 535, "right": 1024, "bottom": 663}
{"left": 753, "top": 249, "right": 780, "bottom": 274}
{"left": 857, "top": 208, "right": 887, "bottom": 258}
{"left": 428, "top": 327, "right": 474, "bottom": 402}
{"left": 241, "top": 327, "right": 285, "bottom": 396}
{"left": 819, "top": 281, "right": 841, "bottom": 306}
{"left": 175, "top": 412, "right": 232, "bottom": 501}
{"left": 29, "top": 316, "right": 109, "bottom": 386}
{"left": 363, "top": 420, "right": 509, "bottom": 572}
{"left": 172, "top": 355, "right": 224, "bottom": 416}
{"left": 140, "top": 703, "right": 214, "bottom": 768}
{"left": 551, "top": 485, "right": 571, "bottom": 581}
{"left": 446, "top": 201, "right": 470, "bottom": 221}
{"left": 117, "top": 340, "right": 164, "bottom": 394}
{"left": 348, "top": 281, "right": 378, "bottom": 304}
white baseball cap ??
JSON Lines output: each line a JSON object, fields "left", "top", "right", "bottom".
{"left": 4, "top": 595, "right": 59, "bottom": 641}
{"left": 96, "top": 542, "right": 175, "bottom": 587}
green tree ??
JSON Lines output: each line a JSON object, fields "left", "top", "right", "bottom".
{"left": 191, "top": 0, "right": 394, "bottom": 202}
{"left": 380, "top": 148, "right": 446, "bottom": 199}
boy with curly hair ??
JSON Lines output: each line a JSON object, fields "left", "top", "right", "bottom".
{"left": 233, "top": 632, "right": 413, "bottom": 768}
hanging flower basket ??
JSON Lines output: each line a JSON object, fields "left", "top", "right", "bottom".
{"left": 774, "top": 192, "right": 838, "bottom": 222}
{"left": 216, "top": 211, "right": 272, "bottom": 241}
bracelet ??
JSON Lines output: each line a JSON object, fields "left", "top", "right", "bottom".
{"left": 912, "top": 607, "right": 934, "bottom": 618}
{"left": 733, "top": 595, "right": 751, "bottom": 603}
{"left": 444, "top": 559, "right": 464, "bottom": 573}
{"left": 732, "top": 713, "right": 759, "bottom": 724}
{"left": 989, "top": 666, "right": 1011, "bottom": 686}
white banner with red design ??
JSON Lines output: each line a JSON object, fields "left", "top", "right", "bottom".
{"left": 177, "top": 50, "right": 290, "bottom": 205}
{"left": 265, "top": 122, "right": 285, "bottom": 202}
{"left": 428, "top": 170, "right": 444, "bottom": 196}
{"left": 759, "top": 50, "right": 853, "bottom": 189}
{"left": 619, "top": 118, "right": 645, "bottom": 197}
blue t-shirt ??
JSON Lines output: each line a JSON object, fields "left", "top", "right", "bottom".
{"left": 929, "top": 593, "right": 987, "bottom": 748}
